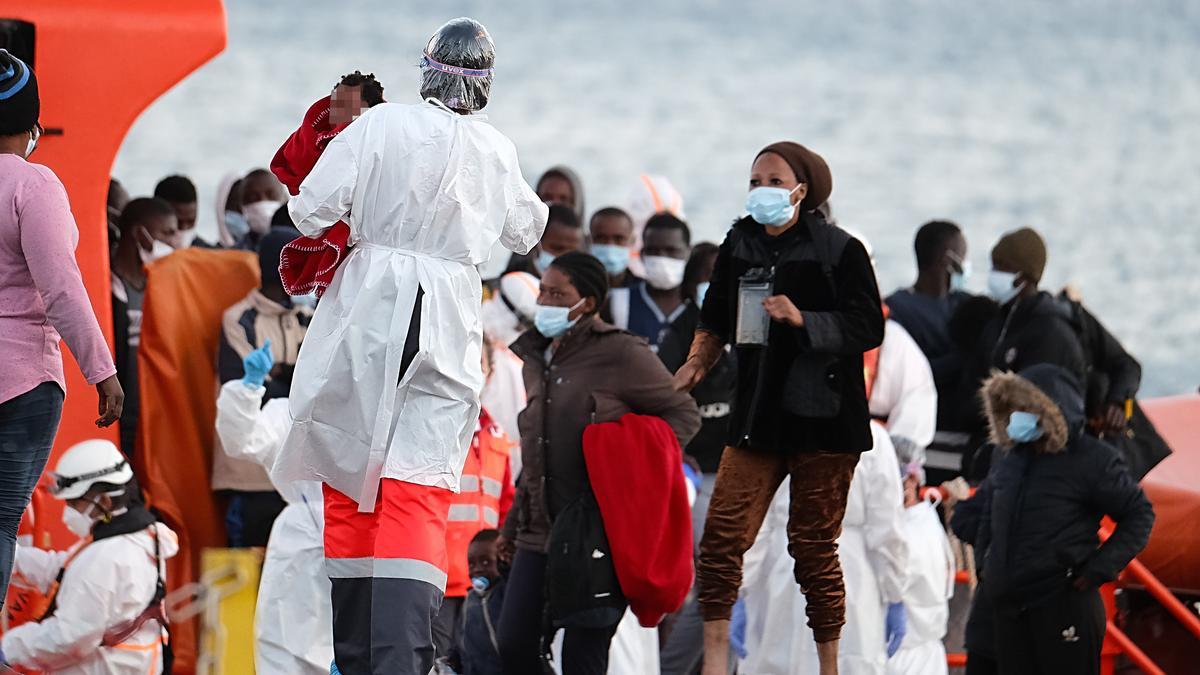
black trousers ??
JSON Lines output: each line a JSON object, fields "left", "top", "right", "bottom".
{"left": 496, "top": 549, "right": 620, "bottom": 675}
{"left": 994, "top": 588, "right": 1105, "bottom": 675}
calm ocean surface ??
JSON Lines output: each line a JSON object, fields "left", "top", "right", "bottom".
{"left": 113, "top": 0, "right": 1200, "bottom": 395}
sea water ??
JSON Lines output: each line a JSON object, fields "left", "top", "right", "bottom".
{"left": 113, "top": 0, "right": 1200, "bottom": 395}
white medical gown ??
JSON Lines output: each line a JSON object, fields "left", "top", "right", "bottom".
{"left": 273, "top": 100, "right": 547, "bottom": 510}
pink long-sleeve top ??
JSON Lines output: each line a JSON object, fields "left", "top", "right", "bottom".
{"left": 0, "top": 154, "right": 117, "bottom": 405}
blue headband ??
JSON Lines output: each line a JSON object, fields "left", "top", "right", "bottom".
{"left": 0, "top": 57, "right": 31, "bottom": 101}
{"left": 421, "top": 53, "right": 493, "bottom": 79}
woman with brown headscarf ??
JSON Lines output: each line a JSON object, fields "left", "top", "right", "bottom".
{"left": 674, "top": 142, "right": 884, "bottom": 675}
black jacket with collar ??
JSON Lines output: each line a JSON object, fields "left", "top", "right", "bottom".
{"left": 976, "top": 365, "right": 1154, "bottom": 610}
{"left": 698, "top": 213, "right": 883, "bottom": 453}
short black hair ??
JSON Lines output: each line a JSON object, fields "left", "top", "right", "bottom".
{"left": 118, "top": 197, "right": 175, "bottom": 235}
{"left": 244, "top": 168, "right": 274, "bottom": 182}
{"left": 547, "top": 203, "right": 582, "bottom": 230}
{"left": 643, "top": 212, "right": 691, "bottom": 247}
{"left": 339, "top": 71, "right": 386, "bottom": 107}
{"left": 153, "top": 175, "right": 197, "bottom": 204}
{"left": 914, "top": 220, "right": 962, "bottom": 271}
{"left": 683, "top": 242, "right": 719, "bottom": 303}
{"left": 470, "top": 528, "right": 500, "bottom": 547}
{"left": 589, "top": 207, "right": 632, "bottom": 230}
{"left": 549, "top": 251, "right": 609, "bottom": 312}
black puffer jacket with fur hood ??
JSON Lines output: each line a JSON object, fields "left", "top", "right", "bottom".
{"left": 978, "top": 364, "right": 1154, "bottom": 608}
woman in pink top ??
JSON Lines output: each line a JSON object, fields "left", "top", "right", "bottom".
{"left": 0, "top": 50, "right": 123, "bottom": 606}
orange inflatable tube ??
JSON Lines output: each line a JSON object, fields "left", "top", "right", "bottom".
{"left": 3, "top": 2, "right": 225, "bottom": 671}
{"left": 2, "top": 0, "right": 226, "bottom": 538}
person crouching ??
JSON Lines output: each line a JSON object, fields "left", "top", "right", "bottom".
{"left": 0, "top": 440, "right": 176, "bottom": 674}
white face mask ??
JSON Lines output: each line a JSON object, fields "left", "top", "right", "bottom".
{"left": 25, "top": 127, "right": 40, "bottom": 159}
{"left": 243, "top": 200, "right": 282, "bottom": 236}
{"left": 169, "top": 229, "right": 199, "bottom": 249}
{"left": 62, "top": 504, "right": 96, "bottom": 537}
{"left": 139, "top": 233, "right": 176, "bottom": 265}
{"left": 642, "top": 255, "right": 687, "bottom": 291}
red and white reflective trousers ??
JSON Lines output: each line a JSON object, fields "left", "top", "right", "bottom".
{"left": 323, "top": 479, "right": 453, "bottom": 675}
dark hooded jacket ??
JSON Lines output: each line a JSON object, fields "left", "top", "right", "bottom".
{"left": 977, "top": 365, "right": 1154, "bottom": 609}
{"left": 956, "top": 291, "right": 1086, "bottom": 433}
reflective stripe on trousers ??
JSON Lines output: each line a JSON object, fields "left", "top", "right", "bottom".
{"left": 323, "top": 480, "right": 453, "bottom": 674}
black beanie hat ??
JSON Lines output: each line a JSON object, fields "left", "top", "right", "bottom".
{"left": 755, "top": 141, "right": 832, "bottom": 212}
{"left": 549, "top": 251, "right": 609, "bottom": 312}
{"left": 0, "top": 49, "right": 39, "bottom": 136}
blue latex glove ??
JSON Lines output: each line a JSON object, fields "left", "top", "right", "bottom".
{"left": 730, "top": 597, "right": 748, "bottom": 659}
{"left": 242, "top": 339, "right": 273, "bottom": 388}
{"left": 885, "top": 601, "right": 907, "bottom": 657}
{"left": 681, "top": 462, "right": 702, "bottom": 492}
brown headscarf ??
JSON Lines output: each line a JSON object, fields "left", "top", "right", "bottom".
{"left": 755, "top": 141, "right": 832, "bottom": 212}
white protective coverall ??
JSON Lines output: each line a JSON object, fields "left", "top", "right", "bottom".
{"left": 215, "top": 380, "right": 329, "bottom": 675}
{"left": 1, "top": 524, "right": 177, "bottom": 674}
{"left": 274, "top": 100, "right": 547, "bottom": 510}
{"left": 869, "top": 319, "right": 937, "bottom": 450}
{"left": 739, "top": 422, "right": 907, "bottom": 675}
{"left": 887, "top": 496, "right": 954, "bottom": 675}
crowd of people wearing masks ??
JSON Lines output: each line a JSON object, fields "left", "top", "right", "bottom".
{"left": 0, "top": 14, "right": 1165, "bottom": 675}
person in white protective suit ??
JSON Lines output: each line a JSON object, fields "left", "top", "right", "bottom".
{"left": 738, "top": 421, "right": 907, "bottom": 675}
{"left": 479, "top": 271, "right": 540, "bottom": 477}
{"left": 214, "top": 342, "right": 330, "bottom": 675}
{"left": 0, "top": 440, "right": 176, "bottom": 675}
{"left": 887, "top": 464, "right": 954, "bottom": 675}
{"left": 271, "top": 17, "right": 547, "bottom": 675}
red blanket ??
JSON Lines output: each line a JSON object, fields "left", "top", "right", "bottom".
{"left": 583, "top": 413, "right": 694, "bottom": 627}
{"left": 270, "top": 96, "right": 352, "bottom": 298}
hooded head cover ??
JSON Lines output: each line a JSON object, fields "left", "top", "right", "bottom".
{"left": 420, "top": 17, "right": 496, "bottom": 112}
{"left": 0, "top": 49, "right": 39, "bottom": 136}
{"left": 982, "top": 364, "right": 1085, "bottom": 454}
{"left": 538, "top": 166, "right": 587, "bottom": 221}
{"left": 549, "top": 251, "right": 609, "bottom": 312}
{"left": 755, "top": 141, "right": 832, "bottom": 212}
{"left": 991, "top": 227, "right": 1048, "bottom": 285}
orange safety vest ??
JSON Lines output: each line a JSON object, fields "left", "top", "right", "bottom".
{"left": 445, "top": 409, "right": 514, "bottom": 598}
{"left": 863, "top": 303, "right": 891, "bottom": 399}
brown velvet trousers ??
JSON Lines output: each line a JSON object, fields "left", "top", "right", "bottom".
{"left": 697, "top": 445, "right": 860, "bottom": 643}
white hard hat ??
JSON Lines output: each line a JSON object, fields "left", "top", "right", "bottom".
{"left": 50, "top": 439, "right": 134, "bottom": 501}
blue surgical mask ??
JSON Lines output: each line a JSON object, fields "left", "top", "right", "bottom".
{"left": 745, "top": 186, "right": 801, "bottom": 227}
{"left": 534, "top": 299, "right": 585, "bottom": 338}
{"left": 988, "top": 269, "right": 1023, "bottom": 305}
{"left": 225, "top": 210, "right": 251, "bottom": 241}
{"left": 949, "top": 260, "right": 972, "bottom": 293}
{"left": 591, "top": 244, "right": 630, "bottom": 276}
{"left": 696, "top": 281, "right": 711, "bottom": 307}
{"left": 535, "top": 249, "right": 557, "bottom": 275}
{"left": 471, "top": 576, "right": 491, "bottom": 594}
{"left": 1007, "top": 411, "right": 1044, "bottom": 443}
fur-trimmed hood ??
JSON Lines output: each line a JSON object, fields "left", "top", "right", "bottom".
{"left": 982, "top": 364, "right": 1086, "bottom": 454}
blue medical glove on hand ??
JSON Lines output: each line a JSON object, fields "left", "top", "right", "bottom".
{"left": 730, "top": 597, "right": 748, "bottom": 660}
{"left": 242, "top": 339, "right": 274, "bottom": 388}
{"left": 885, "top": 602, "right": 907, "bottom": 657}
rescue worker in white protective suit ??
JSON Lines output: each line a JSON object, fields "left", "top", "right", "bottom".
{"left": 272, "top": 17, "right": 547, "bottom": 675}
{"left": 739, "top": 310, "right": 937, "bottom": 674}
{"left": 479, "top": 270, "right": 540, "bottom": 477}
{"left": 215, "top": 342, "right": 330, "bottom": 675}
{"left": 887, "top": 463, "right": 954, "bottom": 675}
{"left": 0, "top": 440, "right": 176, "bottom": 675}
